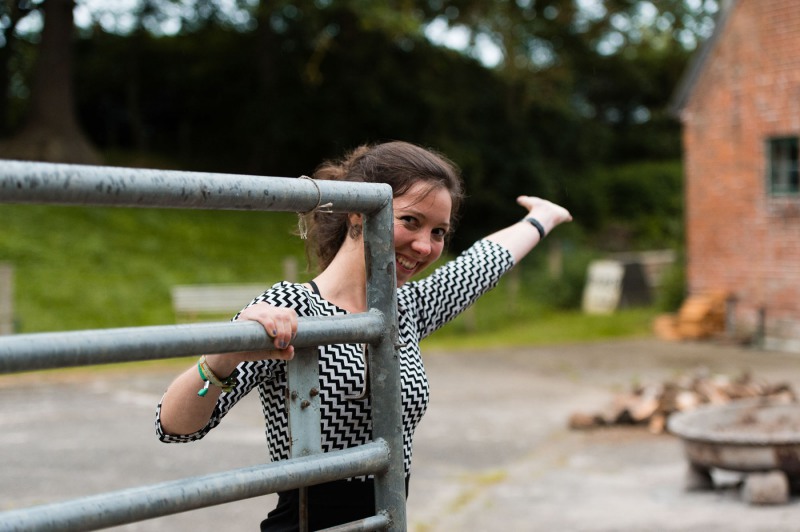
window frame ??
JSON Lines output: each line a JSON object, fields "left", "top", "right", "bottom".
{"left": 766, "top": 136, "right": 800, "bottom": 196}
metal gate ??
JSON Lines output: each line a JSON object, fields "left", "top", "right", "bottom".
{"left": 0, "top": 160, "right": 406, "bottom": 531}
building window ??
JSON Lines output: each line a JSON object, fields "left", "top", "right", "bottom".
{"left": 767, "top": 137, "right": 799, "bottom": 195}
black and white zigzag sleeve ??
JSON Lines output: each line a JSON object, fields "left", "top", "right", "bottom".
{"left": 155, "top": 358, "right": 279, "bottom": 443}
{"left": 155, "top": 282, "right": 301, "bottom": 444}
{"left": 399, "top": 239, "right": 514, "bottom": 340}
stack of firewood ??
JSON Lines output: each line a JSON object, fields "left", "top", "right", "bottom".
{"left": 568, "top": 369, "right": 796, "bottom": 433}
{"left": 653, "top": 291, "right": 728, "bottom": 341}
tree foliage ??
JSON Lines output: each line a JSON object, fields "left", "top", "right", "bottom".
{"left": 1, "top": 0, "right": 720, "bottom": 250}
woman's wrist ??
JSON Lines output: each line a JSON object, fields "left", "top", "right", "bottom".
{"left": 197, "top": 355, "right": 238, "bottom": 397}
{"left": 202, "top": 354, "right": 239, "bottom": 380}
{"left": 522, "top": 217, "right": 546, "bottom": 239}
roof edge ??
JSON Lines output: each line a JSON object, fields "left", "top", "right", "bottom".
{"left": 668, "top": 0, "right": 740, "bottom": 118}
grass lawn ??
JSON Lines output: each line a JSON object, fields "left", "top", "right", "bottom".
{"left": 0, "top": 204, "right": 305, "bottom": 333}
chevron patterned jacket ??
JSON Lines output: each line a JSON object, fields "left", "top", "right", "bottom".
{"left": 156, "top": 239, "right": 514, "bottom": 477}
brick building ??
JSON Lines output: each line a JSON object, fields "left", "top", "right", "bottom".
{"left": 671, "top": 0, "right": 800, "bottom": 352}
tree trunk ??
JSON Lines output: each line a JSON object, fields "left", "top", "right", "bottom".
{"left": 0, "top": 0, "right": 33, "bottom": 136}
{"left": 0, "top": 0, "right": 101, "bottom": 164}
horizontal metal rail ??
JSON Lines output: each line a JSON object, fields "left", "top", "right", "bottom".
{"left": 321, "top": 512, "right": 391, "bottom": 532}
{"left": 0, "top": 441, "right": 390, "bottom": 532}
{"left": 0, "top": 311, "right": 385, "bottom": 374}
{"left": 0, "top": 160, "right": 391, "bottom": 214}
{"left": 0, "top": 159, "right": 406, "bottom": 530}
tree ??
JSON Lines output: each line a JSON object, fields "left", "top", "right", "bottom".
{"left": 58, "top": 0, "right": 714, "bottom": 249}
{"left": 0, "top": 0, "right": 100, "bottom": 164}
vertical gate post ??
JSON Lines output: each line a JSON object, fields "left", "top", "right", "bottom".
{"left": 363, "top": 187, "right": 406, "bottom": 531}
{"left": 287, "top": 347, "right": 323, "bottom": 458}
{"left": 287, "top": 346, "right": 323, "bottom": 532}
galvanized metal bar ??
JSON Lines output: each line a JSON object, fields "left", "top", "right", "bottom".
{"left": 0, "top": 441, "right": 390, "bottom": 532}
{"left": 0, "top": 160, "right": 390, "bottom": 214}
{"left": 0, "top": 312, "right": 384, "bottom": 374}
{"left": 287, "top": 347, "right": 323, "bottom": 458}
{"left": 287, "top": 346, "right": 323, "bottom": 532}
{"left": 363, "top": 189, "right": 406, "bottom": 531}
{"left": 318, "top": 512, "right": 391, "bottom": 532}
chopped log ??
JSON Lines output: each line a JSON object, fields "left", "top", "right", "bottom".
{"left": 648, "top": 412, "right": 667, "bottom": 434}
{"left": 674, "top": 390, "right": 701, "bottom": 412}
{"left": 568, "top": 412, "right": 600, "bottom": 430}
{"left": 629, "top": 386, "right": 662, "bottom": 422}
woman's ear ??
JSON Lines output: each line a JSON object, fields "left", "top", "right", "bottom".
{"left": 347, "top": 213, "right": 363, "bottom": 239}
{"left": 347, "top": 213, "right": 363, "bottom": 226}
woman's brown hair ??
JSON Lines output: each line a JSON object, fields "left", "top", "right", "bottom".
{"left": 305, "top": 141, "right": 464, "bottom": 270}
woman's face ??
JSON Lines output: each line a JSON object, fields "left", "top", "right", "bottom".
{"left": 392, "top": 181, "right": 452, "bottom": 287}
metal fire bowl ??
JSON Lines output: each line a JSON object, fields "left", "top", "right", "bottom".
{"left": 667, "top": 398, "right": 800, "bottom": 476}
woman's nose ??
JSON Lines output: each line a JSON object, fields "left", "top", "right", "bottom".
{"left": 411, "top": 235, "right": 432, "bottom": 256}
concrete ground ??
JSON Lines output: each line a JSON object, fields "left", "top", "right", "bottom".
{"left": 1, "top": 338, "right": 799, "bottom": 531}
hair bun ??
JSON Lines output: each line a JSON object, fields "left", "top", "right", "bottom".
{"left": 313, "top": 144, "right": 371, "bottom": 182}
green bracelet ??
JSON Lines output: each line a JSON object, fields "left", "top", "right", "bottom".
{"left": 197, "top": 363, "right": 211, "bottom": 397}
{"left": 197, "top": 356, "right": 237, "bottom": 397}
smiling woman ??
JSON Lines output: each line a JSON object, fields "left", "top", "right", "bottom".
{"left": 154, "top": 140, "right": 572, "bottom": 530}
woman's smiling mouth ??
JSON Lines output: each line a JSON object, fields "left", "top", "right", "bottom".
{"left": 396, "top": 255, "right": 418, "bottom": 272}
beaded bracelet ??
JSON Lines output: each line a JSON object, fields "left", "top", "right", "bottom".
{"left": 197, "top": 355, "right": 237, "bottom": 397}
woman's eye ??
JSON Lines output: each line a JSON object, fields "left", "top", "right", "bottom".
{"left": 399, "top": 215, "right": 418, "bottom": 226}
{"left": 432, "top": 228, "right": 447, "bottom": 240}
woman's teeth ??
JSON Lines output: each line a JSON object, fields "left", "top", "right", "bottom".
{"left": 397, "top": 257, "right": 416, "bottom": 270}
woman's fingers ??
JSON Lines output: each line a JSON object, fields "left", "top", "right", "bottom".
{"left": 237, "top": 303, "right": 298, "bottom": 358}
{"left": 268, "top": 346, "right": 295, "bottom": 360}
{"left": 516, "top": 195, "right": 573, "bottom": 225}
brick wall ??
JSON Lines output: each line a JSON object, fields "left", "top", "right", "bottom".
{"left": 681, "top": 0, "right": 800, "bottom": 350}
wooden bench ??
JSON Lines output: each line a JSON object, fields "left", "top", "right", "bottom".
{"left": 171, "top": 283, "right": 272, "bottom": 322}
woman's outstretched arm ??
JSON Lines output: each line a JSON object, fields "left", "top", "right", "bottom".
{"left": 484, "top": 196, "right": 572, "bottom": 263}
